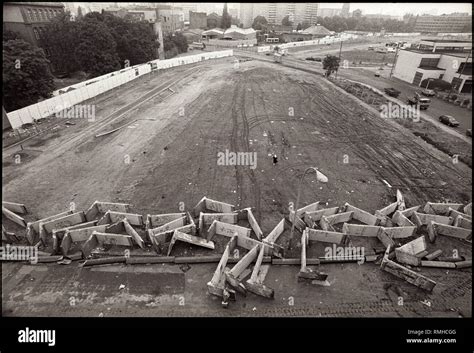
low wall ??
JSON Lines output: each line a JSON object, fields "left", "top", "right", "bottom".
{"left": 6, "top": 50, "right": 233, "bottom": 129}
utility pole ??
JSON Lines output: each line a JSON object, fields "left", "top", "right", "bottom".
{"left": 335, "top": 40, "right": 343, "bottom": 79}
{"left": 389, "top": 44, "right": 399, "bottom": 78}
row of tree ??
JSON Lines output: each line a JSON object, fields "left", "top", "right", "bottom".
{"left": 40, "top": 12, "right": 159, "bottom": 77}
{"left": 253, "top": 15, "right": 419, "bottom": 33}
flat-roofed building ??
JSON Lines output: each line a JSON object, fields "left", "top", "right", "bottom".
{"left": 414, "top": 14, "right": 472, "bottom": 33}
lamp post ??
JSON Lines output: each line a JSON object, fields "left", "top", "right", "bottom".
{"left": 289, "top": 167, "right": 328, "bottom": 250}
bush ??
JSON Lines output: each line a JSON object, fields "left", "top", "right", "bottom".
{"left": 420, "top": 78, "right": 451, "bottom": 91}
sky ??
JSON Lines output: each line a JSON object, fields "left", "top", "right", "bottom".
{"left": 313, "top": 3, "right": 471, "bottom": 16}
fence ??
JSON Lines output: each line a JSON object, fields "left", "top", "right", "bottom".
{"left": 6, "top": 50, "right": 234, "bottom": 130}
{"left": 257, "top": 34, "right": 360, "bottom": 53}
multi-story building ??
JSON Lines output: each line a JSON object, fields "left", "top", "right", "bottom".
{"left": 392, "top": 39, "right": 472, "bottom": 93}
{"left": 189, "top": 11, "right": 207, "bottom": 29}
{"left": 318, "top": 8, "right": 342, "bottom": 18}
{"left": 174, "top": 2, "right": 198, "bottom": 21}
{"left": 414, "top": 14, "right": 472, "bottom": 33}
{"left": 3, "top": 2, "right": 65, "bottom": 47}
{"left": 341, "top": 3, "right": 350, "bottom": 18}
{"left": 156, "top": 5, "right": 184, "bottom": 33}
{"left": 240, "top": 3, "right": 319, "bottom": 28}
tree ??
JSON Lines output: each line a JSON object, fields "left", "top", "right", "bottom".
{"left": 296, "top": 23, "right": 302, "bottom": 31}
{"left": 322, "top": 55, "right": 340, "bottom": 77}
{"left": 282, "top": 15, "right": 293, "bottom": 27}
{"left": 3, "top": 39, "right": 55, "bottom": 112}
{"left": 40, "top": 11, "right": 81, "bottom": 75}
{"left": 221, "top": 3, "right": 232, "bottom": 29}
{"left": 163, "top": 33, "right": 188, "bottom": 59}
{"left": 74, "top": 20, "right": 121, "bottom": 77}
{"left": 77, "top": 6, "right": 83, "bottom": 19}
{"left": 252, "top": 15, "right": 268, "bottom": 30}
{"left": 3, "top": 30, "right": 21, "bottom": 42}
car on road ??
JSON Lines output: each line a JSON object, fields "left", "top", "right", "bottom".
{"left": 421, "top": 89, "right": 435, "bottom": 97}
{"left": 368, "top": 45, "right": 374, "bottom": 50}
{"left": 466, "top": 129, "right": 472, "bottom": 137}
{"left": 374, "top": 71, "right": 381, "bottom": 77}
{"left": 438, "top": 115, "right": 460, "bottom": 127}
{"left": 384, "top": 88, "right": 401, "bottom": 98}
{"left": 386, "top": 47, "right": 396, "bottom": 53}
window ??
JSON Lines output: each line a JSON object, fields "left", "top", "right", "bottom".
{"left": 33, "top": 28, "right": 40, "bottom": 40}
{"left": 419, "top": 57, "right": 439, "bottom": 68}
{"left": 27, "top": 9, "right": 33, "bottom": 21}
{"left": 33, "top": 9, "right": 39, "bottom": 21}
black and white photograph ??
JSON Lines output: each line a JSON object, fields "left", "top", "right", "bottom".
{"left": 1, "top": 1, "right": 472, "bottom": 346}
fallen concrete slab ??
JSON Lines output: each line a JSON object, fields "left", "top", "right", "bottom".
{"left": 381, "top": 245, "right": 436, "bottom": 292}
{"left": 207, "top": 220, "right": 251, "bottom": 241}
{"left": 412, "top": 212, "right": 453, "bottom": 228}
{"left": 123, "top": 218, "right": 145, "bottom": 249}
{"left": 2, "top": 207, "right": 27, "bottom": 228}
{"left": 423, "top": 202, "right": 463, "bottom": 215}
{"left": 342, "top": 223, "right": 381, "bottom": 237}
{"left": 60, "top": 224, "right": 109, "bottom": 255}
{"left": 147, "top": 216, "right": 187, "bottom": 235}
{"left": 396, "top": 190, "right": 406, "bottom": 211}
{"left": 295, "top": 201, "right": 320, "bottom": 217}
{"left": 455, "top": 260, "right": 472, "bottom": 269}
{"left": 167, "top": 230, "right": 215, "bottom": 256}
{"left": 52, "top": 220, "right": 98, "bottom": 253}
{"left": 2, "top": 201, "right": 27, "bottom": 214}
{"left": 98, "top": 211, "right": 144, "bottom": 227}
{"left": 193, "top": 196, "right": 235, "bottom": 216}
{"left": 85, "top": 201, "right": 131, "bottom": 221}
{"left": 448, "top": 208, "right": 472, "bottom": 221}
{"left": 26, "top": 210, "right": 74, "bottom": 244}
{"left": 343, "top": 203, "right": 378, "bottom": 225}
{"left": 145, "top": 212, "right": 186, "bottom": 230}
{"left": 464, "top": 203, "right": 472, "bottom": 217}
{"left": 226, "top": 245, "right": 260, "bottom": 296}
{"left": 82, "top": 232, "right": 134, "bottom": 258}
{"left": 392, "top": 210, "right": 415, "bottom": 227}
{"left": 375, "top": 201, "right": 398, "bottom": 226}
{"left": 400, "top": 205, "right": 420, "bottom": 218}
{"left": 198, "top": 212, "right": 238, "bottom": 231}
{"left": 382, "top": 226, "right": 417, "bottom": 239}
{"left": 429, "top": 221, "right": 472, "bottom": 241}
{"left": 377, "top": 230, "right": 395, "bottom": 249}
{"left": 395, "top": 236, "right": 427, "bottom": 266}
{"left": 207, "top": 236, "right": 237, "bottom": 298}
{"left": 148, "top": 224, "right": 196, "bottom": 254}
{"left": 454, "top": 216, "right": 472, "bottom": 230}
{"left": 320, "top": 211, "right": 354, "bottom": 231}
{"left": 42, "top": 212, "right": 86, "bottom": 234}
{"left": 424, "top": 249, "right": 443, "bottom": 261}
{"left": 243, "top": 208, "right": 263, "bottom": 240}
{"left": 303, "top": 207, "right": 339, "bottom": 227}
{"left": 245, "top": 245, "right": 274, "bottom": 299}
{"left": 307, "top": 228, "right": 346, "bottom": 244}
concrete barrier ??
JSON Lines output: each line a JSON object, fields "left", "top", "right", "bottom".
{"left": 60, "top": 224, "right": 108, "bottom": 255}
{"left": 2, "top": 201, "right": 27, "bottom": 214}
{"left": 207, "top": 236, "right": 237, "bottom": 298}
{"left": 307, "top": 228, "right": 346, "bottom": 244}
{"left": 85, "top": 201, "right": 130, "bottom": 221}
{"left": 448, "top": 208, "right": 471, "bottom": 221}
{"left": 454, "top": 216, "right": 472, "bottom": 229}
{"left": 167, "top": 230, "right": 215, "bottom": 256}
{"left": 42, "top": 211, "right": 86, "bottom": 234}
{"left": 392, "top": 210, "right": 415, "bottom": 227}
{"left": 123, "top": 218, "right": 144, "bottom": 249}
{"left": 26, "top": 210, "right": 74, "bottom": 244}
{"left": 198, "top": 212, "right": 238, "bottom": 230}
{"left": 98, "top": 210, "right": 144, "bottom": 227}
{"left": 145, "top": 213, "right": 186, "bottom": 230}
{"left": 207, "top": 220, "right": 251, "bottom": 241}
{"left": 423, "top": 202, "right": 463, "bottom": 215}
{"left": 2, "top": 207, "right": 27, "bottom": 228}
{"left": 412, "top": 212, "right": 453, "bottom": 228}
{"left": 343, "top": 203, "right": 378, "bottom": 225}
{"left": 429, "top": 221, "right": 472, "bottom": 241}
{"left": 464, "top": 202, "right": 472, "bottom": 216}
{"left": 304, "top": 207, "right": 339, "bottom": 227}
{"left": 395, "top": 236, "right": 427, "bottom": 266}
{"left": 320, "top": 211, "right": 354, "bottom": 231}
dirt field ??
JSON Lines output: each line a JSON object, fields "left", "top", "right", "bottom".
{"left": 2, "top": 56, "right": 471, "bottom": 317}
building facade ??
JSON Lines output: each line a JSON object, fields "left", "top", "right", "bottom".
{"left": 3, "top": 2, "right": 65, "bottom": 47}
{"left": 414, "top": 14, "right": 472, "bottom": 33}
{"left": 392, "top": 40, "right": 472, "bottom": 93}
{"left": 239, "top": 3, "right": 319, "bottom": 28}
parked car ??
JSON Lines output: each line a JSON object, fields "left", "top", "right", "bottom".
{"left": 387, "top": 47, "right": 396, "bottom": 53}
{"left": 438, "top": 115, "right": 460, "bottom": 127}
{"left": 466, "top": 129, "right": 472, "bottom": 137}
{"left": 408, "top": 95, "right": 430, "bottom": 110}
{"left": 422, "top": 89, "right": 435, "bottom": 97}
{"left": 374, "top": 71, "right": 381, "bottom": 77}
{"left": 368, "top": 45, "right": 374, "bottom": 50}
{"left": 384, "top": 87, "right": 401, "bottom": 98}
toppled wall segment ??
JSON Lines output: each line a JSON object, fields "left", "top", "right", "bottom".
{"left": 85, "top": 201, "right": 131, "bottom": 221}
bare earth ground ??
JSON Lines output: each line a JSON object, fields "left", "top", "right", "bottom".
{"left": 2, "top": 56, "right": 471, "bottom": 317}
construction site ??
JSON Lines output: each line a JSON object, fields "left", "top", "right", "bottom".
{"left": 2, "top": 41, "right": 472, "bottom": 317}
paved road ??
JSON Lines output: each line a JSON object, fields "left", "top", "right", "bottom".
{"left": 337, "top": 66, "right": 473, "bottom": 132}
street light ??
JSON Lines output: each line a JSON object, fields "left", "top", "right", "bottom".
{"left": 289, "top": 167, "right": 328, "bottom": 250}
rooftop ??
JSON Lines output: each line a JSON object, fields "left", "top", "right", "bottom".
{"left": 402, "top": 48, "right": 472, "bottom": 58}
{"left": 421, "top": 39, "right": 472, "bottom": 43}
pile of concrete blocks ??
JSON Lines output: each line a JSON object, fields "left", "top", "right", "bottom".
{"left": 2, "top": 194, "right": 472, "bottom": 305}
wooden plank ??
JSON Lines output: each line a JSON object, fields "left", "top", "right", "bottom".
{"left": 246, "top": 208, "right": 263, "bottom": 240}
{"left": 392, "top": 210, "right": 415, "bottom": 227}
{"left": 123, "top": 218, "right": 144, "bottom": 249}
{"left": 167, "top": 230, "right": 215, "bottom": 256}
{"left": 381, "top": 252, "right": 436, "bottom": 292}
{"left": 145, "top": 213, "right": 186, "bottom": 229}
{"left": 307, "top": 228, "right": 345, "bottom": 244}
{"left": 424, "top": 249, "right": 443, "bottom": 261}
{"left": 320, "top": 211, "right": 353, "bottom": 231}
{"left": 344, "top": 203, "right": 378, "bottom": 225}
{"left": 2, "top": 207, "right": 27, "bottom": 227}
{"left": 2, "top": 201, "right": 27, "bottom": 214}
{"left": 423, "top": 202, "right": 463, "bottom": 215}
{"left": 342, "top": 223, "right": 381, "bottom": 237}
{"left": 300, "top": 230, "right": 307, "bottom": 272}
{"left": 421, "top": 261, "right": 456, "bottom": 269}
{"left": 432, "top": 222, "right": 472, "bottom": 240}
{"left": 42, "top": 212, "right": 86, "bottom": 234}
